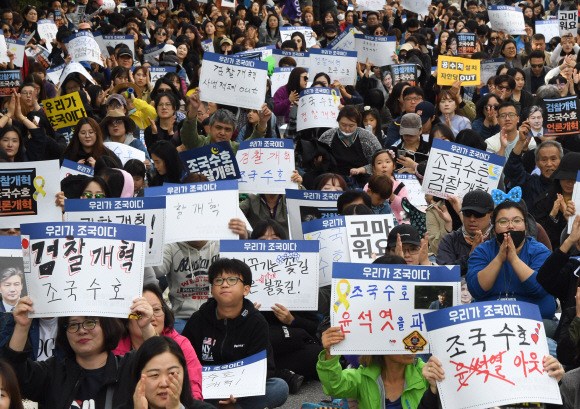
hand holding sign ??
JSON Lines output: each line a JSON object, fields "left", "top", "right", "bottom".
{"left": 187, "top": 90, "right": 200, "bottom": 120}
{"left": 423, "top": 356, "right": 444, "bottom": 394}
{"left": 321, "top": 326, "right": 345, "bottom": 360}
{"left": 258, "top": 103, "right": 272, "bottom": 129}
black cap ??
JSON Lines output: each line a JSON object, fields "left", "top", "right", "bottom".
{"left": 117, "top": 47, "right": 133, "bottom": 59}
{"left": 387, "top": 225, "right": 422, "bottom": 248}
{"left": 324, "top": 23, "right": 338, "bottom": 33}
{"left": 460, "top": 190, "right": 495, "bottom": 214}
{"left": 550, "top": 152, "right": 580, "bottom": 180}
{"left": 415, "top": 101, "right": 436, "bottom": 124}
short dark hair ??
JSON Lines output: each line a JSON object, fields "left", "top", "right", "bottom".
{"left": 280, "top": 40, "right": 297, "bottom": 50}
{"left": 373, "top": 254, "right": 406, "bottom": 264}
{"left": 438, "top": 289, "right": 447, "bottom": 296}
{"left": 250, "top": 219, "right": 288, "bottom": 240}
{"left": 497, "top": 101, "right": 518, "bottom": 114}
{"left": 406, "top": 18, "right": 420, "bottom": 29}
{"left": 342, "top": 204, "right": 374, "bottom": 215}
{"left": 316, "top": 173, "right": 347, "bottom": 191}
{"left": 56, "top": 317, "right": 124, "bottom": 357}
{"left": 529, "top": 49, "right": 545, "bottom": 60}
{"left": 495, "top": 74, "right": 516, "bottom": 90}
{"left": 208, "top": 258, "right": 253, "bottom": 287}
{"left": 492, "top": 200, "right": 528, "bottom": 233}
{"left": 124, "top": 159, "right": 146, "bottom": 179}
{"left": 532, "top": 33, "right": 546, "bottom": 42}
{"left": 402, "top": 86, "right": 424, "bottom": 99}
{"left": 337, "top": 105, "right": 361, "bottom": 125}
{"left": 367, "top": 174, "right": 393, "bottom": 199}
{"left": 337, "top": 190, "right": 372, "bottom": 213}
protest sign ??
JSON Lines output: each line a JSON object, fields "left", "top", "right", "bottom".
{"left": 280, "top": 26, "right": 317, "bottom": 48}
{"left": 480, "top": 58, "right": 505, "bottom": 84}
{"left": 487, "top": 6, "right": 526, "bottom": 35}
{"left": 102, "top": 35, "right": 135, "bottom": 59}
{"left": 286, "top": 189, "right": 342, "bottom": 239}
{"left": 36, "top": 20, "right": 58, "bottom": 52}
{"left": 535, "top": 20, "right": 559, "bottom": 43}
{"left": 558, "top": 10, "right": 578, "bottom": 36}
{"left": 64, "top": 197, "right": 166, "bottom": 267}
{"left": 422, "top": 138, "right": 504, "bottom": 199}
{"left": 272, "top": 49, "right": 309, "bottom": 68}
{"left": 46, "top": 64, "right": 64, "bottom": 85}
{"left": 0, "top": 234, "right": 27, "bottom": 305}
{"left": 179, "top": 141, "right": 240, "bottom": 182}
{"left": 144, "top": 180, "right": 239, "bottom": 243}
{"left": 20, "top": 222, "right": 146, "bottom": 318}
{"left": 58, "top": 61, "right": 96, "bottom": 86}
{"left": 25, "top": 45, "right": 50, "bottom": 70}
{"left": 400, "top": 0, "right": 430, "bottom": 15}
{"left": 457, "top": 33, "right": 476, "bottom": 56}
{"left": 542, "top": 96, "right": 579, "bottom": 136}
{"left": 59, "top": 126, "right": 76, "bottom": 145}
{"left": 296, "top": 87, "right": 340, "bottom": 132}
{"left": 331, "top": 263, "right": 461, "bottom": 354}
{"left": 102, "top": 0, "right": 115, "bottom": 10}
{"left": 53, "top": 9, "right": 64, "bottom": 27}
{"left": 6, "top": 39, "right": 25, "bottom": 67}
{"left": 355, "top": 0, "right": 385, "bottom": 11}
{"left": 104, "top": 142, "right": 146, "bottom": 165}
{"left": 309, "top": 48, "right": 357, "bottom": 86}
{"left": 396, "top": 174, "right": 428, "bottom": 207}
{"left": 303, "top": 216, "right": 351, "bottom": 287}
{"left": 354, "top": 35, "right": 397, "bottom": 66}
{"left": 0, "top": 31, "right": 10, "bottom": 64}
{"left": 148, "top": 67, "right": 176, "bottom": 86}
{"left": 0, "top": 70, "right": 21, "bottom": 97}
{"left": 0, "top": 160, "right": 61, "bottom": 228}
{"left": 0, "top": 235, "right": 23, "bottom": 257}
{"left": 93, "top": 31, "right": 110, "bottom": 59}
{"left": 201, "top": 39, "right": 214, "bottom": 53}
{"left": 220, "top": 240, "right": 319, "bottom": 310}
{"left": 236, "top": 139, "right": 297, "bottom": 194}
{"left": 271, "top": 67, "right": 305, "bottom": 96}
{"left": 437, "top": 56, "right": 480, "bottom": 86}
{"left": 142, "top": 44, "right": 165, "bottom": 66}
{"left": 64, "top": 31, "right": 103, "bottom": 66}
{"left": 392, "top": 63, "right": 417, "bottom": 86}
{"left": 202, "top": 350, "right": 267, "bottom": 399}
{"left": 424, "top": 301, "right": 562, "bottom": 409}
{"left": 345, "top": 214, "right": 395, "bottom": 263}
{"left": 76, "top": 5, "right": 86, "bottom": 22}
{"left": 43, "top": 92, "right": 87, "bottom": 130}
{"left": 568, "top": 171, "right": 580, "bottom": 233}
{"left": 236, "top": 45, "right": 276, "bottom": 59}
{"left": 199, "top": 53, "right": 268, "bottom": 111}
{"left": 328, "top": 25, "right": 359, "bottom": 51}
{"left": 60, "top": 159, "right": 94, "bottom": 181}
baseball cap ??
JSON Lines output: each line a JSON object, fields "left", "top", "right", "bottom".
{"left": 400, "top": 113, "right": 422, "bottom": 135}
{"left": 162, "top": 44, "right": 178, "bottom": 54}
{"left": 415, "top": 102, "right": 436, "bottom": 125}
{"left": 387, "top": 225, "right": 422, "bottom": 248}
{"left": 107, "top": 94, "right": 127, "bottom": 107}
{"left": 117, "top": 47, "right": 133, "bottom": 59}
{"left": 324, "top": 23, "right": 338, "bottom": 33}
{"left": 460, "top": 190, "right": 495, "bottom": 214}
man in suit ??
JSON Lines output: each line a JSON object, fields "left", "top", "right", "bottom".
{"left": 0, "top": 267, "right": 23, "bottom": 313}
{"left": 428, "top": 290, "right": 450, "bottom": 310}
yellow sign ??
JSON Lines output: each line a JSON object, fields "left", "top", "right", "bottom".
{"left": 42, "top": 91, "right": 87, "bottom": 130}
{"left": 437, "top": 56, "right": 480, "bottom": 86}
{"left": 402, "top": 330, "right": 428, "bottom": 353}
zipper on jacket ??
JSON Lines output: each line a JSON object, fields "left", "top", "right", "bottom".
{"left": 221, "top": 319, "right": 228, "bottom": 358}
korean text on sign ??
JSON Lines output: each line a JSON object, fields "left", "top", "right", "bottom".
{"left": 345, "top": 214, "right": 395, "bottom": 263}
{"left": 60, "top": 159, "right": 94, "bottom": 181}
{"left": 179, "top": 141, "right": 240, "bottom": 182}
{"left": 286, "top": 189, "right": 343, "bottom": 239}
{"left": 480, "top": 58, "right": 505, "bottom": 84}
{"left": 457, "top": 33, "right": 475, "bottom": 55}
{"left": 309, "top": 48, "right": 357, "bottom": 87}
{"left": 20, "top": 222, "right": 146, "bottom": 318}
{"left": 487, "top": 5, "right": 526, "bottom": 35}
{"left": 64, "top": 31, "right": 103, "bottom": 66}
{"left": 43, "top": 91, "right": 87, "bottom": 130}
{"left": 272, "top": 49, "right": 310, "bottom": 68}
{"left": 543, "top": 96, "right": 579, "bottom": 136}
{"left": 331, "top": 262, "right": 461, "bottom": 355}
{"left": 296, "top": 87, "right": 340, "bottom": 132}
{"left": 280, "top": 27, "right": 317, "bottom": 48}
{"left": 424, "top": 301, "right": 562, "bottom": 409}
{"left": 354, "top": 35, "right": 397, "bottom": 67}
{"left": 220, "top": 240, "right": 320, "bottom": 310}
{"left": 396, "top": 174, "right": 428, "bottom": 207}
{"left": 437, "top": 56, "right": 480, "bottom": 86}
{"left": 328, "top": 25, "right": 359, "bottom": 51}
{"left": 392, "top": 63, "right": 417, "bottom": 86}
{"left": 558, "top": 10, "right": 578, "bottom": 36}
{"left": 422, "top": 138, "right": 504, "bottom": 199}
{"left": 400, "top": 0, "right": 431, "bottom": 15}
{"left": 0, "top": 70, "right": 21, "bottom": 97}
{"left": 354, "top": 0, "right": 385, "bottom": 11}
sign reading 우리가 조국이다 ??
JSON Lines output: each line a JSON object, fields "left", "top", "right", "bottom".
{"left": 328, "top": 25, "right": 359, "bottom": 51}
{"left": 296, "top": 87, "right": 340, "bottom": 132}
{"left": 437, "top": 56, "right": 480, "bottom": 86}
{"left": 422, "top": 138, "right": 504, "bottom": 199}
{"left": 179, "top": 142, "right": 240, "bottom": 182}
{"left": 286, "top": 189, "right": 342, "bottom": 239}
{"left": 542, "top": 96, "right": 579, "bottom": 136}
{"left": 424, "top": 301, "right": 562, "bottom": 409}
{"left": 354, "top": 35, "right": 397, "bottom": 67}
{"left": 331, "top": 263, "right": 461, "bottom": 355}
{"left": 199, "top": 53, "right": 268, "bottom": 111}
{"left": 43, "top": 92, "right": 87, "bottom": 130}
{"left": 309, "top": 48, "right": 357, "bottom": 87}
{"left": 20, "top": 222, "right": 146, "bottom": 318}
{"left": 391, "top": 63, "right": 417, "bottom": 86}
{"left": 272, "top": 49, "right": 310, "bottom": 68}
{"left": 60, "top": 159, "right": 94, "bottom": 181}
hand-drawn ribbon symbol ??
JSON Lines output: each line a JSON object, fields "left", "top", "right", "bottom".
{"left": 33, "top": 176, "right": 46, "bottom": 201}
{"left": 333, "top": 279, "right": 351, "bottom": 313}
{"left": 331, "top": 89, "right": 340, "bottom": 104}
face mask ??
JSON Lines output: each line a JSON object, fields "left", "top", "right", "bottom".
{"left": 340, "top": 130, "right": 355, "bottom": 137}
{"left": 496, "top": 230, "right": 526, "bottom": 248}
{"left": 417, "top": 68, "right": 422, "bottom": 77}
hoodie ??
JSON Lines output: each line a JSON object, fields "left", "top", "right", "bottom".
{"left": 103, "top": 132, "right": 151, "bottom": 162}
{"left": 181, "top": 298, "right": 276, "bottom": 378}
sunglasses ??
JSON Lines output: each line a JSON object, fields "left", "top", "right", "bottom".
{"left": 484, "top": 104, "right": 499, "bottom": 110}
{"left": 530, "top": 64, "right": 544, "bottom": 68}
{"left": 156, "top": 31, "right": 166, "bottom": 35}
{"left": 462, "top": 209, "right": 487, "bottom": 218}
{"left": 216, "top": 24, "right": 225, "bottom": 28}
{"left": 490, "top": 36, "right": 498, "bottom": 41}
{"left": 82, "top": 192, "right": 105, "bottom": 199}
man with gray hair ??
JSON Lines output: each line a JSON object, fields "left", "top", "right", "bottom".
{"left": 504, "top": 118, "right": 562, "bottom": 215}
{"left": 0, "top": 266, "right": 23, "bottom": 312}
{"left": 180, "top": 91, "right": 273, "bottom": 154}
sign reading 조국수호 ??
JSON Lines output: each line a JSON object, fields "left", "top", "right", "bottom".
{"left": 179, "top": 141, "right": 240, "bottom": 182}
{"left": 424, "top": 301, "right": 562, "bottom": 409}
{"left": 331, "top": 263, "right": 461, "bottom": 354}
{"left": 457, "top": 33, "right": 475, "bottom": 56}
{"left": 354, "top": 35, "right": 397, "bottom": 67}
{"left": 302, "top": 216, "right": 351, "bottom": 287}
{"left": 345, "top": 214, "right": 395, "bottom": 263}
{"left": 20, "top": 222, "right": 146, "bottom": 318}
{"left": 202, "top": 350, "right": 267, "bottom": 399}
{"left": 535, "top": 20, "right": 560, "bottom": 43}
{"left": 144, "top": 179, "right": 239, "bottom": 243}
{"left": 542, "top": 96, "right": 579, "bottom": 136}
{"left": 236, "top": 139, "right": 297, "bottom": 194}
{"left": 400, "top": 0, "right": 430, "bottom": 15}
{"left": 43, "top": 92, "right": 87, "bottom": 130}
{"left": 64, "top": 31, "right": 103, "bottom": 66}
{"left": 558, "top": 10, "right": 578, "bottom": 36}
{"left": 64, "top": 197, "right": 166, "bottom": 267}
{"left": 437, "top": 56, "right": 480, "bottom": 86}
{"left": 355, "top": 0, "right": 385, "bottom": 11}
{"left": 60, "top": 159, "right": 94, "bottom": 181}
{"left": 286, "top": 189, "right": 342, "bottom": 239}
{"left": 328, "top": 25, "right": 359, "bottom": 51}
{"left": 392, "top": 63, "right": 417, "bottom": 86}
{"left": 272, "top": 49, "right": 309, "bottom": 68}
{"left": 480, "top": 58, "right": 505, "bottom": 84}
{"left": 487, "top": 5, "right": 526, "bottom": 35}
{"left": 0, "top": 160, "right": 62, "bottom": 228}
{"left": 422, "top": 138, "right": 504, "bottom": 199}
{"left": 395, "top": 174, "right": 428, "bottom": 207}
{"left": 0, "top": 70, "right": 22, "bottom": 97}
{"left": 36, "top": 20, "right": 58, "bottom": 52}
{"left": 309, "top": 48, "right": 357, "bottom": 86}
{"left": 296, "top": 87, "right": 340, "bottom": 132}
{"left": 199, "top": 52, "right": 268, "bottom": 111}
{"left": 6, "top": 39, "right": 25, "bottom": 67}
{"left": 220, "top": 240, "right": 319, "bottom": 310}
{"left": 104, "top": 142, "right": 146, "bottom": 165}
{"left": 280, "top": 26, "right": 317, "bottom": 48}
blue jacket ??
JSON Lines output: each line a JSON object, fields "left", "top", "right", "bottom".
{"left": 371, "top": 202, "right": 399, "bottom": 226}
{"left": 472, "top": 119, "right": 500, "bottom": 140}
{"left": 128, "top": 137, "right": 152, "bottom": 162}
{"left": 0, "top": 315, "right": 65, "bottom": 361}
{"left": 466, "top": 237, "right": 556, "bottom": 319}
{"left": 385, "top": 114, "right": 404, "bottom": 147}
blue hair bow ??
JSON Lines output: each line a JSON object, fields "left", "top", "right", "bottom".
{"left": 491, "top": 186, "right": 522, "bottom": 206}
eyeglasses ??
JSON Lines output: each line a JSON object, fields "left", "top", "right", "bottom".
{"left": 496, "top": 85, "right": 511, "bottom": 91}
{"left": 152, "top": 306, "right": 165, "bottom": 317}
{"left": 402, "top": 246, "right": 420, "bottom": 255}
{"left": 82, "top": 192, "right": 105, "bottom": 199}
{"left": 404, "top": 97, "right": 422, "bottom": 102}
{"left": 20, "top": 91, "right": 34, "bottom": 97}
{"left": 496, "top": 217, "right": 525, "bottom": 228}
{"left": 498, "top": 112, "right": 517, "bottom": 119}
{"left": 463, "top": 209, "right": 487, "bottom": 219}
{"left": 484, "top": 104, "right": 499, "bottom": 110}
{"left": 156, "top": 31, "right": 166, "bottom": 36}
{"left": 158, "top": 103, "right": 173, "bottom": 108}
{"left": 530, "top": 63, "right": 544, "bottom": 68}
{"left": 65, "top": 319, "right": 99, "bottom": 333}
{"left": 213, "top": 277, "right": 244, "bottom": 286}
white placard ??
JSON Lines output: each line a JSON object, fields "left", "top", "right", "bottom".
{"left": 480, "top": 58, "right": 505, "bottom": 84}
{"left": 65, "top": 31, "right": 103, "bottom": 66}
{"left": 401, "top": 0, "right": 431, "bottom": 15}
{"left": 102, "top": 35, "right": 135, "bottom": 60}
{"left": 309, "top": 48, "right": 357, "bottom": 86}
{"left": 355, "top": 0, "right": 385, "bottom": 11}
{"left": 46, "top": 64, "right": 64, "bottom": 85}
{"left": 201, "top": 39, "right": 214, "bottom": 53}
{"left": 271, "top": 67, "right": 301, "bottom": 96}
{"left": 354, "top": 34, "right": 397, "bottom": 66}
{"left": 303, "top": 216, "right": 351, "bottom": 287}
{"left": 0, "top": 31, "right": 10, "bottom": 64}
{"left": 280, "top": 27, "right": 317, "bottom": 49}
{"left": 36, "top": 20, "right": 58, "bottom": 52}
{"left": 396, "top": 174, "right": 428, "bottom": 207}
{"left": 199, "top": 52, "right": 268, "bottom": 111}
{"left": 236, "top": 45, "right": 276, "bottom": 60}
{"left": 331, "top": 263, "right": 461, "bottom": 354}
{"left": 286, "top": 189, "right": 342, "bottom": 239}
{"left": 272, "top": 49, "right": 310, "bottom": 68}
{"left": 235, "top": 139, "right": 297, "bottom": 194}
{"left": 147, "top": 66, "right": 176, "bottom": 86}
{"left": 102, "top": 0, "right": 115, "bottom": 11}
{"left": 202, "top": 350, "right": 267, "bottom": 399}
{"left": 328, "top": 25, "right": 359, "bottom": 51}
{"left": 20, "top": 222, "right": 146, "bottom": 318}
{"left": 93, "top": 31, "right": 110, "bottom": 59}
{"left": 142, "top": 43, "right": 165, "bottom": 66}
{"left": 58, "top": 61, "right": 96, "bottom": 85}
{"left": 422, "top": 138, "right": 503, "bottom": 199}
{"left": 567, "top": 170, "right": 580, "bottom": 233}
{"left": 296, "top": 87, "right": 340, "bottom": 132}
{"left": 535, "top": 20, "right": 559, "bottom": 43}
{"left": 104, "top": 142, "right": 146, "bottom": 165}
{"left": 424, "top": 301, "right": 563, "bottom": 409}
{"left": 144, "top": 180, "right": 239, "bottom": 243}
{"left": 6, "top": 39, "right": 25, "bottom": 67}
{"left": 220, "top": 240, "right": 319, "bottom": 310}
{"left": 345, "top": 214, "right": 395, "bottom": 263}
{"left": 60, "top": 159, "right": 94, "bottom": 181}
{"left": 487, "top": 6, "right": 526, "bottom": 35}
{"left": 559, "top": 10, "right": 578, "bottom": 37}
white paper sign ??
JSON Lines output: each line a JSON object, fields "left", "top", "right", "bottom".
{"left": 0, "top": 31, "right": 11, "bottom": 64}
{"left": 559, "top": 10, "right": 578, "bottom": 36}
{"left": 328, "top": 25, "right": 360, "bottom": 51}
{"left": 220, "top": 240, "right": 319, "bottom": 310}
{"left": 65, "top": 31, "right": 103, "bottom": 66}
{"left": 36, "top": 20, "right": 58, "bottom": 52}
{"left": 58, "top": 61, "right": 96, "bottom": 85}
{"left": 147, "top": 66, "right": 176, "bottom": 86}
{"left": 487, "top": 6, "right": 526, "bottom": 35}
{"left": 424, "top": 301, "right": 563, "bottom": 409}
{"left": 144, "top": 180, "right": 239, "bottom": 243}
{"left": 354, "top": 35, "right": 397, "bottom": 66}
{"left": 535, "top": 20, "right": 559, "bottom": 43}
{"left": 20, "top": 222, "right": 146, "bottom": 318}
{"left": 271, "top": 67, "right": 303, "bottom": 96}
{"left": 202, "top": 350, "right": 267, "bottom": 399}
{"left": 102, "top": 35, "right": 135, "bottom": 60}
{"left": 272, "top": 49, "right": 310, "bottom": 68}
{"left": 296, "top": 87, "right": 340, "bottom": 132}
{"left": 60, "top": 159, "right": 94, "bottom": 181}
{"left": 236, "top": 45, "right": 276, "bottom": 59}
{"left": 201, "top": 39, "right": 214, "bottom": 53}
{"left": 567, "top": 170, "right": 580, "bottom": 233}
{"left": 401, "top": 0, "right": 431, "bottom": 15}
{"left": 303, "top": 216, "right": 351, "bottom": 287}
{"left": 46, "top": 64, "right": 65, "bottom": 85}
{"left": 355, "top": 0, "right": 385, "bottom": 11}
{"left": 104, "top": 142, "right": 146, "bottom": 165}
{"left": 102, "top": 0, "right": 116, "bottom": 11}
{"left": 93, "top": 31, "right": 110, "bottom": 59}
{"left": 345, "top": 214, "right": 395, "bottom": 263}
{"left": 396, "top": 174, "right": 427, "bottom": 207}
{"left": 6, "top": 39, "right": 25, "bottom": 67}
{"left": 331, "top": 263, "right": 461, "bottom": 354}
{"left": 480, "top": 58, "right": 505, "bottom": 84}
{"left": 280, "top": 26, "right": 317, "bottom": 48}
{"left": 286, "top": 189, "right": 342, "bottom": 239}
{"left": 142, "top": 43, "right": 165, "bottom": 66}
{"left": 309, "top": 48, "right": 357, "bottom": 86}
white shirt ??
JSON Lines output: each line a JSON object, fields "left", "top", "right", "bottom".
{"left": 2, "top": 300, "right": 15, "bottom": 312}
{"left": 37, "top": 317, "right": 58, "bottom": 362}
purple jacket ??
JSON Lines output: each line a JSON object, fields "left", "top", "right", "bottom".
{"left": 273, "top": 85, "right": 293, "bottom": 122}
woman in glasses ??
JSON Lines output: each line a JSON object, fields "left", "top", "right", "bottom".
{"left": 472, "top": 93, "right": 502, "bottom": 140}
{"left": 112, "top": 284, "right": 203, "bottom": 401}
{"left": 61, "top": 117, "right": 117, "bottom": 167}
{"left": 151, "top": 27, "right": 170, "bottom": 47}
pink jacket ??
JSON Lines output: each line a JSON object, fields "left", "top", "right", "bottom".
{"left": 112, "top": 328, "right": 203, "bottom": 400}
{"left": 364, "top": 178, "right": 410, "bottom": 224}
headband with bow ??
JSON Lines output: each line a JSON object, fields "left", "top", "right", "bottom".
{"left": 491, "top": 186, "right": 522, "bottom": 206}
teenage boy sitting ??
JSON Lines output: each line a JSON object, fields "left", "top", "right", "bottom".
{"left": 182, "top": 258, "right": 289, "bottom": 409}
{"left": 366, "top": 174, "right": 399, "bottom": 224}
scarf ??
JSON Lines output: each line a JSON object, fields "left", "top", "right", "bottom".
{"left": 337, "top": 128, "right": 358, "bottom": 145}
{"left": 461, "top": 224, "right": 492, "bottom": 245}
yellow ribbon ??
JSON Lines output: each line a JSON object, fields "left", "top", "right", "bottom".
{"left": 331, "top": 89, "right": 340, "bottom": 105}
{"left": 33, "top": 176, "right": 46, "bottom": 201}
{"left": 333, "top": 279, "right": 351, "bottom": 313}
{"left": 349, "top": 28, "right": 356, "bottom": 34}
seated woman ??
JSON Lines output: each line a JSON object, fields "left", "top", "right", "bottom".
{"left": 466, "top": 195, "right": 556, "bottom": 319}
{"left": 149, "top": 140, "right": 189, "bottom": 186}
{"left": 60, "top": 117, "right": 118, "bottom": 167}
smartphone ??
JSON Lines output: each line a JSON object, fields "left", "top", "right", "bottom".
{"left": 398, "top": 149, "right": 407, "bottom": 159}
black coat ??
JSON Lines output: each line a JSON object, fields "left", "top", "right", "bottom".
{"left": 533, "top": 188, "right": 568, "bottom": 251}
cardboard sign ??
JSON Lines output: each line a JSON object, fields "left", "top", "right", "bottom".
{"left": 60, "top": 159, "right": 94, "bottom": 181}
{"left": 309, "top": 48, "right": 357, "bottom": 86}
{"left": 201, "top": 39, "right": 214, "bottom": 53}
{"left": 64, "top": 197, "right": 166, "bottom": 267}
{"left": 355, "top": 0, "right": 385, "bottom": 11}
{"left": 148, "top": 66, "right": 176, "bottom": 86}
{"left": 480, "top": 58, "right": 505, "bottom": 84}
{"left": 424, "top": 301, "right": 562, "bottom": 409}
{"left": 345, "top": 214, "right": 395, "bottom": 263}
{"left": 303, "top": 216, "right": 351, "bottom": 287}
{"left": 400, "top": 0, "right": 431, "bottom": 15}
{"left": 104, "top": 142, "right": 146, "bottom": 165}
{"left": 220, "top": 240, "right": 319, "bottom": 310}
{"left": 179, "top": 142, "right": 240, "bottom": 182}
{"left": 296, "top": 87, "right": 340, "bottom": 132}
{"left": 199, "top": 52, "right": 269, "bottom": 111}
{"left": 558, "top": 10, "right": 578, "bottom": 36}
{"left": 20, "top": 222, "right": 146, "bottom": 318}
{"left": 437, "top": 56, "right": 480, "bottom": 86}
{"left": 422, "top": 138, "right": 504, "bottom": 199}
{"left": 272, "top": 49, "right": 309, "bottom": 68}
{"left": 457, "top": 33, "right": 476, "bottom": 56}
{"left": 487, "top": 6, "right": 526, "bottom": 35}
{"left": 64, "top": 31, "right": 103, "bottom": 66}
{"left": 235, "top": 139, "right": 296, "bottom": 194}
{"left": 280, "top": 26, "right": 317, "bottom": 48}
{"left": 542, "top": 96, "right": 579, "bottom": 136}
{"left": 6, "top": 39, "right": 25, "bottom": 67}
{"left": 396, "top": 174, "right": 428, "bottom": 207}
{"left": 328, "top": 25, "right": 359, "bottom": 51}
{"left": 331, "top": 263, "right": 461, "bottom": 354}
{"left": 36, "top": 20, "right": 58, "bottom": 52}
{"left": 354, "top": 35, "right": 397, "bottom": 67}
{"left": 392, "top": 63, "right": 417, "bottom": 86}
{"left": 42, "top": 92, "right": 87, "bottom": 130}
{"left": 535, "top": 20, "right": 559, "bottom": 43}
{"left": 0, "top": 70, "right": 22, "bottom": 97}
{"left": 286, "top": 189, "right": 342, "bottom": 239}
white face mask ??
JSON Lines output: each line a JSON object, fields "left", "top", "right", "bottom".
{"left": 417, "top": 68, "right": 422, "bottom": 77}
{"left": 340, "top": 129, "right": 355, "bottom": 137}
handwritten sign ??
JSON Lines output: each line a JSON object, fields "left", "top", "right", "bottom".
{"left": 481, "top": 58, "right": 505, "bottom": 84}
{"left": 328, "top": 25, "right": 359, "bottom": 51}
{"left": 201, "top": 39, "right": 214, "bottom": 54}
{"left": 535, "top": 20, "right": 559, "bottom": 43}
{"left": 36, "top": 20, "right": 58, "bottom": 52}
{"left": 286, "top": 189, "right": 342, "bottom": 239}
{"left": 542, "top": 96, "right": 579, "bottom": 136}
{"left": 331, "top": 263, "right": 461, "bottom": 354}
{"left": 0, "top": 30, "right": 11, "bottom": 64}
{"left": 309, "top": 48, "right": 357, "bottom": 86}
{"left": 148, "top": 66, "right": 176, "bottom": 86}
{"left": 58, "top": 61, "right": 96, "bottom": 86}
{"left": 0, "top": 70, "right": 22, "bottom": 97}
{"left": 437, "top": 56, "right": 480, "bottom": 86}
{"left": 488, "top": 5, "right": 526, "bottom": 35}
{"left": 43, "top": 92, "right": 87, "bottom": 130}
{"left": 102, "top": 35, "right": 135, "bottom": 60}
{"left": 5, "top": 39, "right": 25, "bottom": 67}
{"left": 558, "top": 10, "right": 578, "bottom": 36}
{"left": 355, "top": 0, "right": 385, "bottom": 10}
{"left": 392, "top": 63, "right": 417, "bottom": 86}
{"left": 60, "top": 159, "right": 94, "bottom": 181}
{"left": 424, "top": 301, "right": 562, "bottom": 409}
{"left": 20, "top": 222, "right": 146, "bottom": 318}
{"left": 179, "top": 142, "right": 240, "bottom": 181}
{"left": 296, "top": 87, "right": 340, "bottom": 132}
{"left": 272, "top": 49, "right": 309, "bottom": 68}
{"left": 280, "top": 26, "right": 317, "bottom": 48}
{"left": 401, "top": 0, "right": 430, "bottom": 15}
{"left": 396, "top": 174, "right": 427, "bottom": 207}
{"left": 46, "top": 63, "right": 64, "bottom": 85}
{"left": 271, "top": 67, "right": 306, "bottom": 96}
{"left": 104, "top": 142, "right": 146, "bottom": 165}
{"left": 64, "top": 31, "right": 103, "bottom": 66}
{"left": 344, "top": 214, "right": 394, "bottom": 263}
{"left": 354, "top": 35, "right": 397, "bottom": 67}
